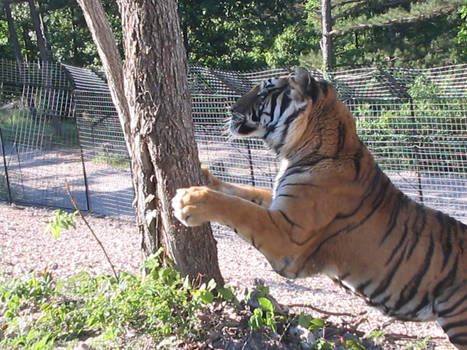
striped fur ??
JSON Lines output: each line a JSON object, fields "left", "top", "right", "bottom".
{"left": 172, "top": 67, "right": 467, "bottom": 349}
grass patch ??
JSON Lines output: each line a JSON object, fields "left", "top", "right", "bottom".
{"left": 0, "top": 109, "right": 79, "bottom": 148}
{"left": 0, "top": 255, "right": 218, "bottom": 349}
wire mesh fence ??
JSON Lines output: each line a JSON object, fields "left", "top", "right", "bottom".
{"left": 0, "top": 59, "right": 466, "bottom": 225}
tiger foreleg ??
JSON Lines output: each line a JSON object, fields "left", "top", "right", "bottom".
{"left": 172, "top": 186, "right": 302, "bottom": 278}
{"left": 202, "top": 167, "right": 272, "bottom": 207}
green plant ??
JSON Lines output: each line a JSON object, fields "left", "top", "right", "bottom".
{"left": 0, "top": 110, "right": 79, "bottom": 148}
{"left": 297, "top": 312, "right": 326, "bottom": 331}
{"left": 92, "top": 153, "right": 130, "bottom": 169}
{"left": 315, "top": 338, "right": 336, "bottom": 350}
{"left": 344, "top": 338, "right": 365, "bottom": 350}
{"left": 404, "top": 336, "right": 432, "bottom": 349}
{"left": 0, "top": 254, "right": 221, "bottom": 349}
{"left": 248, "top": 296, "right": 278, "bottom": 332}
{"left": 43, "top": 209, "right": 77, "bottom": 238}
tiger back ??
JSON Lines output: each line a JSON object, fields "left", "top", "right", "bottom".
{"left": 172, "top": 67, "right": 467, "bottom": 349}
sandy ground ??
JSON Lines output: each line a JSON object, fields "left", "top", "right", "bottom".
{"left": 0, "top": 202, "right": 454, "bottom": 349}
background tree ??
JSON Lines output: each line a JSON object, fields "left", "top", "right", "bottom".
{"left": 2, "top": 0, "right": 23, "bottom": 63}
{"left": 178, "top": 0, "right": 308, "bottom": 70}
{"left": 1, "top": 0, "right": 464, "bottom": 69}
{"left": 76, "top": 0, "right": 223, "bottom": 284}
{"left": 303, "top": 0, "right": 464, "bottom": 69}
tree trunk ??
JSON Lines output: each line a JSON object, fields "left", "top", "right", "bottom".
{"left": 27, "top": 0, "right": 51, "bottom": 62}
{"left": 76, "top": 0, "right": 224, "bottom": 285}
{"left": 321, "top": 0, "right": 334, "bottom": 70}
{"left": 4, "top": 0, "right": 23, "bottom": 65}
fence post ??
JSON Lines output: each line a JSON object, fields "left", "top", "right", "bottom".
{"left": 0, "top": 128, "right": 12, "bottom": 203}
{"left": 408, "top": 97, "right": 424, "bottom": 204}
{"left": 378, "top": 68, "right": 424, "bottom": 203}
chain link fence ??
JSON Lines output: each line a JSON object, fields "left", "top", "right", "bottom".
{"left": 0, "top": 60, "right": 466, "bottom": 224}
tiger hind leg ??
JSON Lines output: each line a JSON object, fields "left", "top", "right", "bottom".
{"left": 436, "top": 286, "right": 467, "bottom": 349}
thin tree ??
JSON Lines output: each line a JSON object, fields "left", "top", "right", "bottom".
{"left": 27, "top": 0, "right": 51, "bottom": 62}
{"left": 3, "top": 0, "right": 23, "bottom": 65}
{"left": 320, "top": 0, "right": 333, "bottom": 70}
{"left": 76, "top": 0, "right": 223, "bottom": 284}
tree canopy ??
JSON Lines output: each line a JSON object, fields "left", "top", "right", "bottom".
{"left": 0, "top": 0, "right": 465, "bottom": 70}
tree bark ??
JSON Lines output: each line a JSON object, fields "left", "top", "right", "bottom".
{"left": 321, "top": 0, "right": 334, "bottom": 70}
{"left": 4, "top": 0, "right": 23, "bottom": 65}
{"left": 76, "top": 0, "right": 223, "bottom": 285}
{"left": 27, "top": 0, "right": 51, "bottom": 62}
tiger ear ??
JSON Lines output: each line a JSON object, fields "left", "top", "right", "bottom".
{"left": 289, "top": 67, "right": 318, "bottom": 101}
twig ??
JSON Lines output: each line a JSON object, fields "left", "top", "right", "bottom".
{"left": 286, "top": 303, "right": 367, "bottom": 318}
{"left": 65, "top": 180, "right": 119, "bottom": 282}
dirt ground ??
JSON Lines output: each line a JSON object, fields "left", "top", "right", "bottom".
{"left": 0, "top": 202, "right": 454, "bottom": 349}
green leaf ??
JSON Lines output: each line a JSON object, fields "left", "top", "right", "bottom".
{"left": 217, "top": 286, "right": 235, "bottom": 301}
{"left": 258, "top": 297, "right": 274, "bottom": 313}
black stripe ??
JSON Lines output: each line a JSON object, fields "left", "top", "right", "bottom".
{"left": 339, "top": 272, "right": 351, "bottom": 280}
{"left": 352, "top": 147, "right": 363, "bottom": 180}
{"left": 269, "top": 91, "right": 278, "bottom": 118}
{"left": 280, "top": 182, "right": 319, "bottom": 188}
{"left": 301, "top": 172, "right": 391, "bottom": 268}
{"left": 393, "top": 234, "right": 435, "bottom": 311}
{"left": 276, "top": 193, "right": 297, "bottom": 199}
{"left": 267, "top": 210, "right": 281, "bottom": 232}
{"left": 408, "top": 292, "right": 431, "bottom": 318}
{"left": 433, "top": 255, "right": 459, "bottom": 300}
{"left": 439, "top": 300, "right": 467, "bottom": 318}
{"left": 336, "top": 122, "right": 346, "bottom": 154}
{"left": 279, "top": 210, "right": 302, "bottom": 229}
{"left": 370, "top": 244, "right": 408, "bottom": 300}
{"left": 319, "top": 81, "right": 329, "bottom": 97}
{"left": 406, "top": 204, "right": 427, "bottom": 260}
{"left": 380, "top": 191, "right": 406, "bottom": 246}
{"left": 450, "top": 333, "right": 467, "bottom": 345}
{"left": 279, "top": 93, "right": 291, "bottom": 115}
{"left": 335, "top": 167, "right": 384, "bottom": 219}
{"left": 307, "top": 79, "right": 320, "bottom": 102}
{"left": 355, "top": 279, "right": 373, "bottom": 295}
{"left": 439, "top": 287, "right": 467, "bottom": 317}
{"left": 451, "top": 337, "right": 467, "bottom": 346}
{"left": 441, "top": 227, "right": 453, "bottom": 272}
{"left": 277, "top": 110, "right": 301, "bottom": 151}
{"left": 442, "top": 319, "right": 467, "bottom": 331}
{"left": 385, "top": 219, "right": 409, "bottom": 266}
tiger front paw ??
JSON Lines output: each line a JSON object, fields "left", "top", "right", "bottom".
{"left": 171, "top": 186, "right": 216, "bottom": 227}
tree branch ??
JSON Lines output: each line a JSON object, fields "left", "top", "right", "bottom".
{"left": 65, "top": 180, "right": 119, "bottom": 282}
{"left": 75, "top": 0, "right": 131, "bottom": 147}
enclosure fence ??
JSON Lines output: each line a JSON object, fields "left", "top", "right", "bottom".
{"left": 0, "top": 60, "right": 466, "bottom": 225}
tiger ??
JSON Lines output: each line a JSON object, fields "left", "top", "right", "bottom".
{"left": 171, "top": 67, "right": 467, "bottom": 349}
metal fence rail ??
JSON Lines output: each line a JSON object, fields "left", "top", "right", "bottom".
{"left": 0, "top": 59, "right": 466, "bottom": 225}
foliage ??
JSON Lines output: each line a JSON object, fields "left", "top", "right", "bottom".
{"left": 353, "top": 75, "right": 466, "bottom": 174}
{"left": 0, "top": 109, "right": 79, "bottom": 147}
{"left": 43, "top": 209, "right": 77, "bottom": 238}
{"left": 0, "top": 0, "right": 464, "bottom": 70}
{"left": 302, "top": 0, "right": 465, "bottom": 69}
{"left": 0, "top": 255, "right": 219, "bottom": 349}
{"left": 456, "top": 5, "right": 467, "bottom": 61}
{"left": 178, "top": 0, "right": 308, "bottom": 70}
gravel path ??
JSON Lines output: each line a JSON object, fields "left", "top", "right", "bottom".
{"left": 0, "top": 202, "right": 453, "bottom": 349}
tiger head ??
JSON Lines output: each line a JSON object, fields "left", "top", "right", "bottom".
{"left": 230, "top": 67, "right": 358, "bottom": 158}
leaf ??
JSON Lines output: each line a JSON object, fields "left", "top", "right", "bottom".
{"left": 200, "top": 290, "right": 214, "bottom": 304}
{"left": 297, "top": 313, "right": 313, "bottom": 328}
{"left": 258, "top": 297, "right": 274, "bottom": 313}
{"left": 207, "top": 279, "right": 217, "bottom": 291}
{"left": 217, "top": 286, "right": 235, "bottom": 301}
